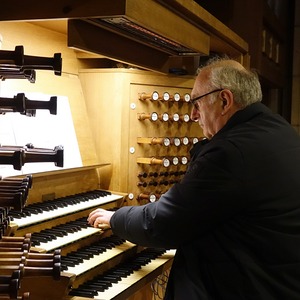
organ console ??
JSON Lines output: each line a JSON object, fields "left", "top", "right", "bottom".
{"left": 0, "top": 44, "right": 206, "bottom": 299}
{"left": 0, "top": 164, "right": 176, "bottom": 300}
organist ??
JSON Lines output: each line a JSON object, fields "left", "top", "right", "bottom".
{"left": 88, "top": 58, "right": 300, "bottom": 300}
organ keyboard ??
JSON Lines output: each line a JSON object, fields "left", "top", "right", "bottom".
{"left": 4, "top": 166, "right": 175, "bottom": 300}
{"left": 67, "top": 248, "right": 176, "bottom": 300}
{"left": 61, "top": 236, "right": 137, "bottom": 278}
{"left": 9, "top": 190, "right": 121, "bottom": 228}
{"left": 30, "top": 217, "right": 103, "bottom": 252}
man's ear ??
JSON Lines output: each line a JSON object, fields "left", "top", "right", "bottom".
{"left": 220, "top": 89, "right": 234, "bottom": 115}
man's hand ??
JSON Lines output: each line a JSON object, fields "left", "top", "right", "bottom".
{"left": 87, "top": 208, "right": 115, "bottom": 229}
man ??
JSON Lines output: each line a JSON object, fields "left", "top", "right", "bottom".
{"left": 88, "top": 58, "right": 300, "bottom": 299}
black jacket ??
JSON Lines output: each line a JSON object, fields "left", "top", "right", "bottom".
{"left": 110, "top": 102, "right": 300, "bottom": 299}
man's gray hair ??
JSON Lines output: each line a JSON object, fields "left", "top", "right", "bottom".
{"left": 198, "top": 58, "right": 263, "bottom": 107}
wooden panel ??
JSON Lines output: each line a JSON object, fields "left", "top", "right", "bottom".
{"left": 0, "top": 0, "right": 127, "bottom": 21}
{"left": 124, "top": 0, "right": 210, "bottom": 54}
{"left": 155, "top": 0, "right": 248, "bottom": 57}
{"left": 25, "top": 165, "right": 106, "bottom": 203}
{"left": 0, "top": 0, "right": 210, "bottom": 54}
{"left": 79, "top": 69, "right": 202, "bottom": 205}
{"left": 78, "top": 70, "right": 131, "bottom": 192}
{"left": 0, "top": 0, "right": 248, "bottom": 74}
{"left": 68, "top": 19, "right": 174, "bottom": 74}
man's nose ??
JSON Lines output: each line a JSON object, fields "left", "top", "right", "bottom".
{"left": 190, "top": 106, "right": 199, "bottom": 122}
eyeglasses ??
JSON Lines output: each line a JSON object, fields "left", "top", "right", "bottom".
{"left": 190, "top": 89, "right": 223, "bottom": 107}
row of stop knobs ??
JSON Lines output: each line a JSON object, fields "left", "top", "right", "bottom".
{"left": 137, "top": 136, "right": 200, "bottom": 147}
{"left": 139, "top": 91, "right": 191, "bottom": 102}
{"left": 138, "top": 112, "right": 191, "bottom": 122}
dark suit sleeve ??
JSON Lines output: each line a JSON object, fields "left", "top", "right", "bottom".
{"left": 110, "top": 140, "right": 245, "bottom": 248}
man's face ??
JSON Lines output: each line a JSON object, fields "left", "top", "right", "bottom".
{"left": 190, "top": 73, "right": 224, "bottom": 139}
